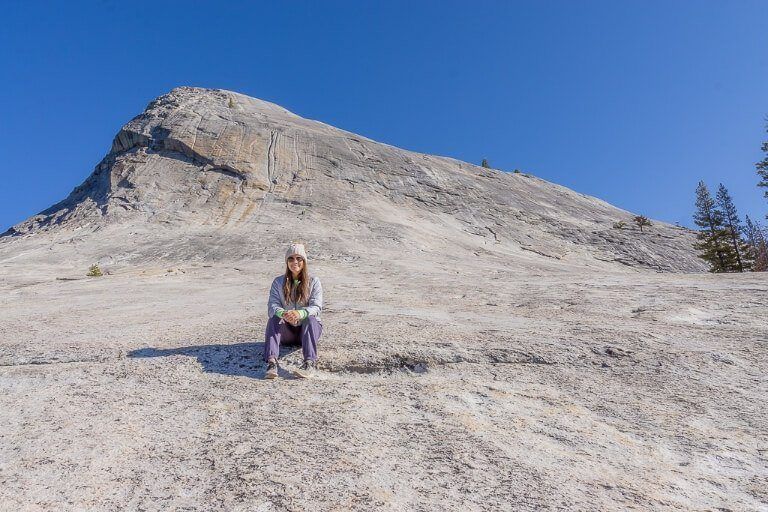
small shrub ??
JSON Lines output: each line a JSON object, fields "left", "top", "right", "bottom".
{"left": 228, "top": 97, "right": 236, "bottom": 109}
{"left": 513, "top": 169, "right": 521, "bottom": 174}
{"left": 86, "top": 264, "right": 103, "bottom": 277}
{"left": 613, "top": 221, "right": 626, "bottom": 230}
{"left": 481, "top": 159, "right": 490, "bottom": 168}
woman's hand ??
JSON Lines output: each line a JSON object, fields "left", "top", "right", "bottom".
{"left": 283, "top": 310, "right": 301, "bottom": 325}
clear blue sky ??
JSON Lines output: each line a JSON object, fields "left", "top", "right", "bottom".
{"left": 2, "top": 0, "right": 767, "bottom": 230}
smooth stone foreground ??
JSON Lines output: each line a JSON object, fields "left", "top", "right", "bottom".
{"left": 1, "top": 260, "right": 765, "bottom": 511}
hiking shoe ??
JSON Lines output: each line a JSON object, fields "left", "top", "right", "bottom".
{"left": 265, "top": 360, "right": 279, "bottom": 379}
{"left": 293, "top": 359, "right": 316, "bottom": 379}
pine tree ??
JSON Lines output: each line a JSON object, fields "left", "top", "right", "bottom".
{"left": 744, "top": 215, "right": 768, "bottom": 271}
{"left": 716, "top": 183, "right": 747, "bottom": 272}
{"left": 693, "top": 181, "right": 732, "bottom": 272}
{"left": 633, "top": 215, "right": 652, "bottom": 232}
{"left": 757, "top": 121, "right": 768, "bottom": 217}
{"left": 481, "top": 159, "right": 490, "bottom": 168}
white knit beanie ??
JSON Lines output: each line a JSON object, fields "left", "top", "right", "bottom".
{"left": 285, "top": 242, "right": 308, "bottom": 262}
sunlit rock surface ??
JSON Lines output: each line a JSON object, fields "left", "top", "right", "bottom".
{"left": 1, "top": 88, "right": 764, "bottom": 511}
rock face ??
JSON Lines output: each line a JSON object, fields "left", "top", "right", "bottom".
{"left": 2, "top": 87, "right": 704, "bottom": 272}
{"left": 1, "top": 88, "right": 765, "bottom": 511}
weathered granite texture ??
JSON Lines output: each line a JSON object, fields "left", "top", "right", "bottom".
{"left": 2, "top": 87, "right": 704, "bottom": 272}
{"left": 0, "top": 88, "right": 765, "bottom": 511}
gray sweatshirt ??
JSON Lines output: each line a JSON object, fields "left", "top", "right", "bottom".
{"left": 267, "top": 275, "right": 323, "bottom": 322}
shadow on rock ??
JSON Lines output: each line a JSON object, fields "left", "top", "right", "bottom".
{"left": 128, "top": 342, "right": 300, "bottom": 379}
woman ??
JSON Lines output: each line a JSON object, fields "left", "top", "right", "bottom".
{"left": 263, "top": 242, "right": 323, "bottom": 379}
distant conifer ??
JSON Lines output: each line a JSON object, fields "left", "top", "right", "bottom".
{"left": 716, "top": 183, "right": 747, "bottom": 272}
{"left": 693, "top": 181, "right": 732, "bottom": 272}
{"left": 633, "top": 215, "right": 652, "bottom": 232}
{"left": 744, "top": 215, "right": 768, "bottom": 271}
{"left": 481, "top": 159, "right": 490, "bottom": 168}
{"left": 757, "top": 121, "right": 768, "bottom": 218}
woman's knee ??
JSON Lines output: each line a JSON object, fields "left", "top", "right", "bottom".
{"left": 265, "top": 315, "right": 282, "bottom": 335}
{"left": 302, "top": 316, "right": 323, "bottom": 336}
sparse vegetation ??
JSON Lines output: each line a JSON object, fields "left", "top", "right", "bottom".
{"left": 744, "top": 215, "right": 768, "bottom": 271}
{"left": 693, "top": 181, "right": 740, "bottom": 272}
{"left": 716, "top": 183, "right": 748, "bottom": 272}
{"left": 613, "top": 221, "right": 626, "bottom": 230}
{"left": 86, "top": 264, "right": 103, "bottom": 277}
{"left": 228, "top": 96, "right": 236, "bottom": 109}
{"left": 513, "top": 169, "right": 521, "bottom": 174}
{"left": 481, "top": 159, "right": 490, "bottom": 168}
{"left": 757, "top": 120, "right": 768, "bottom": 218}
{"left": 633, "top": 215, "right": 652, "bottom": 232}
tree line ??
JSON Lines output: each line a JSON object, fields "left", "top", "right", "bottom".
{"left": 693, "top": 122, "right": 768, "bottom": 272}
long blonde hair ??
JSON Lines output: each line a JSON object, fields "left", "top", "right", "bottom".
{"left": 283, "top": 256, "right": 310, "bottom": 306}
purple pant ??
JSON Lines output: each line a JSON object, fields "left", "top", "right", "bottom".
{"left": 263, "top": 315, "right": 323, "bottom": 362}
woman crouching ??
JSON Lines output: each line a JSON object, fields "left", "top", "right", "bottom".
{"left": 263, "top": 242, "right": 323, "bottom": 379}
